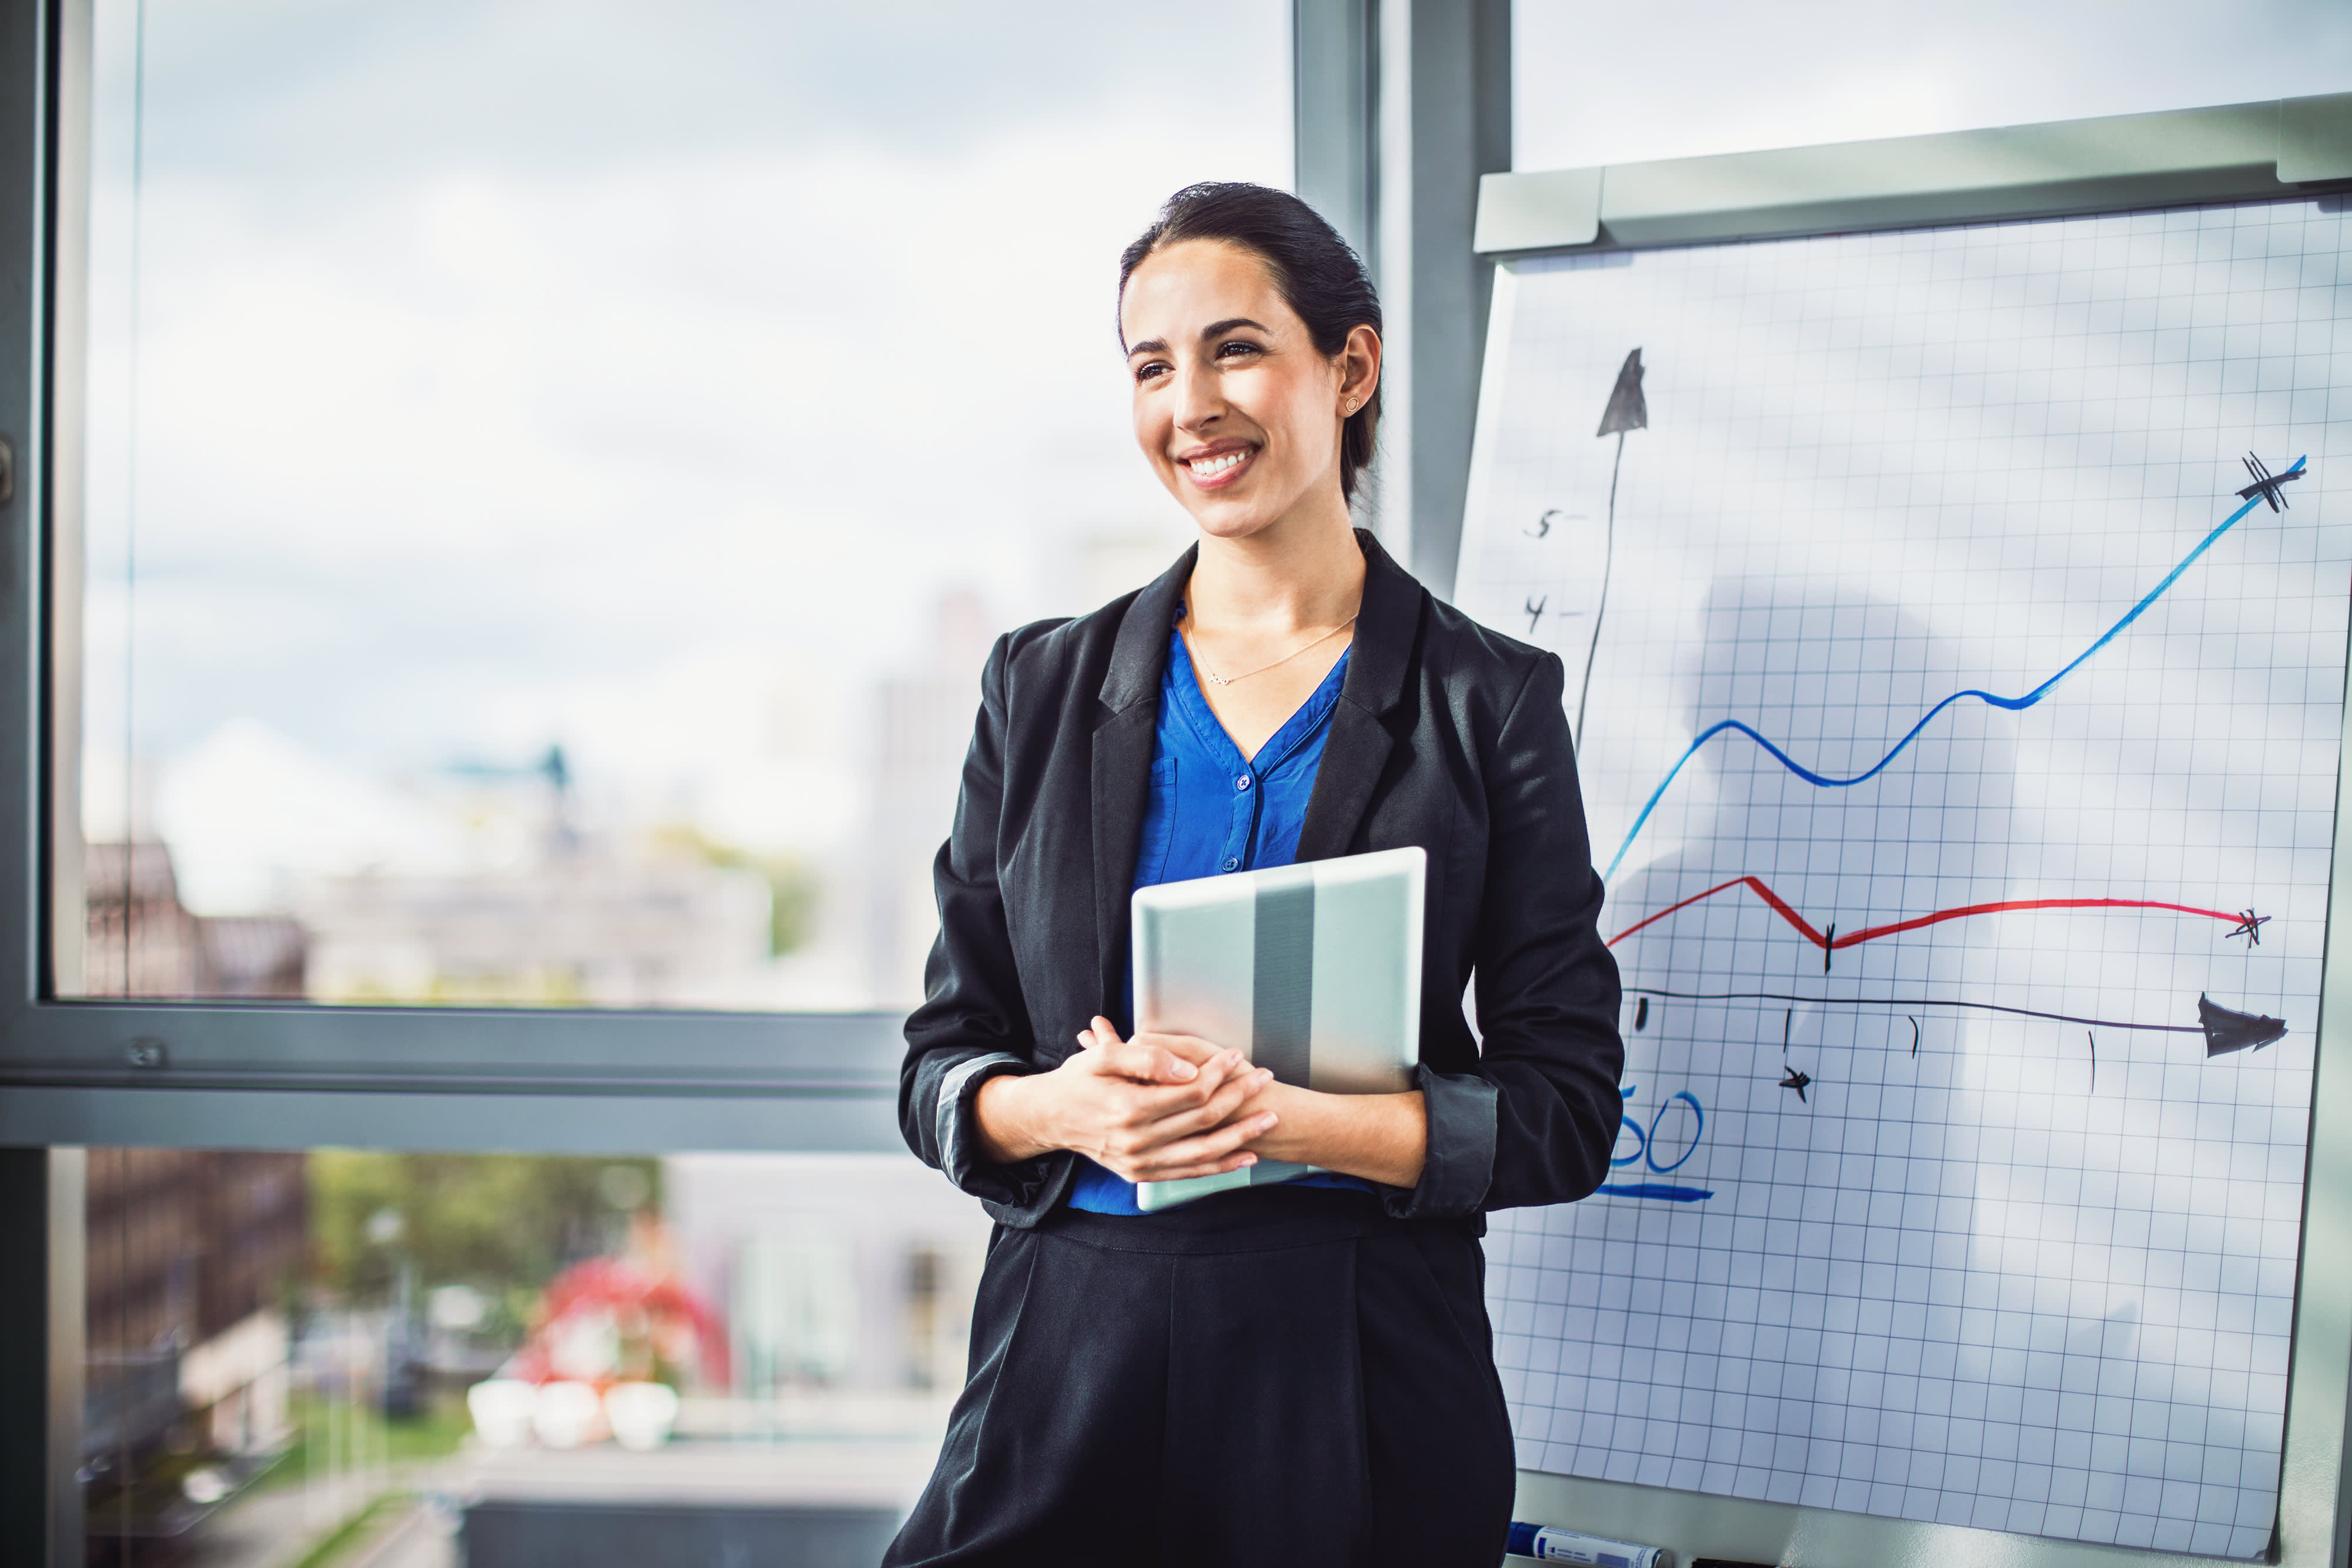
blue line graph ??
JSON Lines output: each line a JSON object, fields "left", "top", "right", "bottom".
{"left": 1601, "top": 459, "right": 2306, "bottom": 881}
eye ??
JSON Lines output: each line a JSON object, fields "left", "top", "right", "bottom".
{"left": 1215, "top": 339, "right": 1264, "bottom": 360}
{"left": 1132, "top": 359, "right": 1171, "bottom": 384}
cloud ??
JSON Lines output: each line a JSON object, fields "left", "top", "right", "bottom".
{"left": 81, "top": 2, "right": 1284, "bottom": 788}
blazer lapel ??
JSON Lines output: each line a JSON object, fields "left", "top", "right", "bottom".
{"left": 1092, "top": 547, "right": 1194, "bottom": 1012}
{"left": 1296, "top": 530, "right": 1422, "bottom": 862}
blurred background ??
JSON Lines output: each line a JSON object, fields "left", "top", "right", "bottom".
{"left": 69, "top": 0, "right": 2352, "bottom": 1016}
{"left": 57, "top": 0, "right": 2351, "bottom": 1564}
{"left": 81, "top": 1146, "right": 987, "bottom": 1567}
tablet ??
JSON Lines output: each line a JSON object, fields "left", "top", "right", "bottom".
{"left": 1130, "top": 846, "right": 1424, "bottom": 1212}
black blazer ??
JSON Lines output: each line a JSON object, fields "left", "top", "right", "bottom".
{"left": 898, "top": 531, "right": 1624, "bottom": 1227}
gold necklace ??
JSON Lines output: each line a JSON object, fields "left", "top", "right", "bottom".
{"left": 1188, "top": 616, "right": 1358, "bottom": 687}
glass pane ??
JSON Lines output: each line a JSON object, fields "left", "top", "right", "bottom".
{"left": 67, "top": 1, "right": 1289, "bottom": 1008}
{"left": 1514, "top": 0, "right": 2352, "bottom": 170}
{"left": 82, "top": 1146, "right": 988, "bottom": 1565}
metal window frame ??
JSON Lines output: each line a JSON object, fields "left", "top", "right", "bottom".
{"left": 0, "top": 0, "right": 1456, "bottom": 1159}
{"left": 0, "top": 0, "right": 917, "bottom": 1156}
{"left": 1294, "top": 0, "right": 1509, "bottom": 602}
{"left": 1466, "top": 93, "right": 2352, "bottom": 1568}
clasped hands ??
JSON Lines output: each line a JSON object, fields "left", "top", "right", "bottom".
{"left": 971, "top": 1016, "right": 1428, "bottom": 1189}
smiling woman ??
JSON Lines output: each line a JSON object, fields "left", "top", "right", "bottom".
{"left": 887, "top": 184, "right": 1627, "bottom": 1567}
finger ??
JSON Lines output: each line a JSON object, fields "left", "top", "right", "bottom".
{"left": 1130, "top": 1113, "right": 1280, "bottom": 1179}
{"left": 1138, "top": 1066, "right": 1273, "bottom": 1137}
{"left": 1125, "top": 1052, "right": 1257, "bottom": 1113}
{"left": 1094, "top": 1038, "right": 1202, "bottom": 1085}
{"left": 1133, "top": 1032, "right": 1223, "bottom": 1066}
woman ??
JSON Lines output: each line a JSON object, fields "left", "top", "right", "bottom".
{"left": 890, "top": 182, "right": 1623, "bottom": 1567}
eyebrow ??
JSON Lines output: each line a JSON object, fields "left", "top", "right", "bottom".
{"left": 1125, "top": 317, "right": 1274, "bottom": 358}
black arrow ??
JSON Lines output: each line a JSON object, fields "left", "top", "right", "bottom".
{"left": 2200, "top": 994, "right": 2287, "bottom": 1057}
{"left": 1779, "top": 1065, "right": 1811, "bottom": 1103}
{"left": 1596, "top": 349, "right": 1648, "bottom": 438}
{"left": 1575, "top": 349, "right": 1647, "bottom": 747}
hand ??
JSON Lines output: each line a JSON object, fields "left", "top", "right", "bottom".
{"left": 1152, "top": 1033, "right": 1431, "bottom": 1189}
{"left": 971, "top": 1017, "right": 1280, "bottom": 1182}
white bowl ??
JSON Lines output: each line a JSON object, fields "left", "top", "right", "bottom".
{"left": 466, "top": 1379, "right": 540, "bottom": 1448}
{"left": 603, "top": 1381, "right": 680, "bottom": 1452}
{"left": 530, "top": 1380, "right": 604, "bottom": 1449}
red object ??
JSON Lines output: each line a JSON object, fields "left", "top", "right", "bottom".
{"left": 507, "top": 1255, "right": 729, "bottom": 1389}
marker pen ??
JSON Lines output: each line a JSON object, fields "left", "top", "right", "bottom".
{"left": 1505, "top": 1520, "right": 1669, "bottom": 1567}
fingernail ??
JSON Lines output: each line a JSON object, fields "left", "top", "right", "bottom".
{"left": 1238, "top": 1155, "right": 1257, "bottom": 1166}
{"left": 1170, "top": 1061, "right": 1197, "bottom": 1080}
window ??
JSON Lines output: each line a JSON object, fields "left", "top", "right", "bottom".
{"left": 62, "top": 0, "right": 1291, "bottom": 1019}
{"left": 81, "top": 1144, "right": 985, "bottom": 1564}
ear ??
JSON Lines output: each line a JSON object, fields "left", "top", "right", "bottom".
{"left": 1337, "top": 323, "right": 1381, "bottom": 413}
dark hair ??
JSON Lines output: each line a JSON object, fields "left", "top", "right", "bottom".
{"left": 1118, "top": 182, "right": 1382, "bottom": 503}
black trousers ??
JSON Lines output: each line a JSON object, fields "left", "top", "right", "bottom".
{"left": 884, "top": 1185, "right": 1516, "bottom": 1568}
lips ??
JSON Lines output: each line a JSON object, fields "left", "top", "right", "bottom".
{"left": 1179, "top": 444, "right": 1258, "bottom": 490}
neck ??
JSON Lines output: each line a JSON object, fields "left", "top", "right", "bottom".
{"left": 1187, "top": 489, "right": 1367, "bottom": 633}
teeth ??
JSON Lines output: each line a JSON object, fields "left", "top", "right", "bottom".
{"left": 1189, "top": 452, "right": 1247, "bottom": 476}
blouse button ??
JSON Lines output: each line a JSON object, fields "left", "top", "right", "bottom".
{"left": 1222, "top": 857, "right": 1240, "bottom": 872}
{"left": 1235, "top": 774, "right": 1252, "bottom": 791}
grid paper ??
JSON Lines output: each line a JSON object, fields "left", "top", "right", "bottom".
{"left": 1456, "top": 196, "right": 2351, "bottom": 1560}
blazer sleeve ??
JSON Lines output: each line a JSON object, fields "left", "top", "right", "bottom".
{"left": 898, "top": 634, "right": 1061, "bottom": 1211}
{"left": 1402, "top": 651, "right": 1625, "bottom": 1217}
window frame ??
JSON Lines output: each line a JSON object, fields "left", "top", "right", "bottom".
{"left": 0, "top": 0, "right": 1349, "bottom": 1156}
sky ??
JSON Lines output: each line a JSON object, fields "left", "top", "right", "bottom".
{"left": 1515, "top": 0, "right": 2352, "bottom": 170}
{"left": 79, "top": 0, "right": 1288, "bottom": 885}
{"left": 73, "top": 0, "right": 2352, "bottom": 908}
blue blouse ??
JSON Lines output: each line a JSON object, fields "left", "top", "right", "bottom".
{"left": 1067, "top": 621, "right": 1370, "bottom": 1215}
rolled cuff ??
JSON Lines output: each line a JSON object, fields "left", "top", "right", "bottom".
{"left": 1386, "top": 1066, "right": 1499, "bottom": 1219}
{"left": 936, "top": 1051, "right": 1044, "bottom": 1204}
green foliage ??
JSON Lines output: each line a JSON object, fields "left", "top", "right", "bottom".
{"left": 760, "top": 854, "right": 822, "bottom": 957}
{"left": 256, "top": 1392, "right": 472, "bottom": 1500}
{"left": 308, "top": 1151, "right": 660, "bottom": 1303}
{"left": 285, "top": 1492, "right": 406, "bottom": 1568}
{"left": 651, "top": 823, "right": 822, "bottom": 955}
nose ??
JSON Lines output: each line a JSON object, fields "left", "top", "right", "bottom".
{"left": 1172, "top": 357, "right": 1227, "bottom": 437}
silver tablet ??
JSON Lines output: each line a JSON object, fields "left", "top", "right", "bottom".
{"left": 1130, "top": 846, "right": 1424, "bottom": 1212}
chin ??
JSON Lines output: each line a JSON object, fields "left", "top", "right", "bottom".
{"left": 1178, "top": 483, "right": 1300, "bottom": 543}
{"left": 1189, "top": 508, "right": 1284, "bottom": 542}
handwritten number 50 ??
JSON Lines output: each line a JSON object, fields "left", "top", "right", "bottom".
{"left": 1612, "top": 1088, "right": 1705, "bottom": 1174}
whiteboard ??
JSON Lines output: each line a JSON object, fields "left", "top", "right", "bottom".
{"left": 1456, "top": 196, "right": 2350, "bottom": 1560}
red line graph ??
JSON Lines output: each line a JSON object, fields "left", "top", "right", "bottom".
{"left": 1607, "top": 875, "right": 2249, "bottom": 953}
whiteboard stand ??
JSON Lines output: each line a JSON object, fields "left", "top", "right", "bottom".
{"left": 1466, "top": 92, "right": 2352, "bottom": 1568}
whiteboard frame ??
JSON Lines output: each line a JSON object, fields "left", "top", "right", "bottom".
{"left": 1471, "top": 124, "right": 2352, "bottom": 1568}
